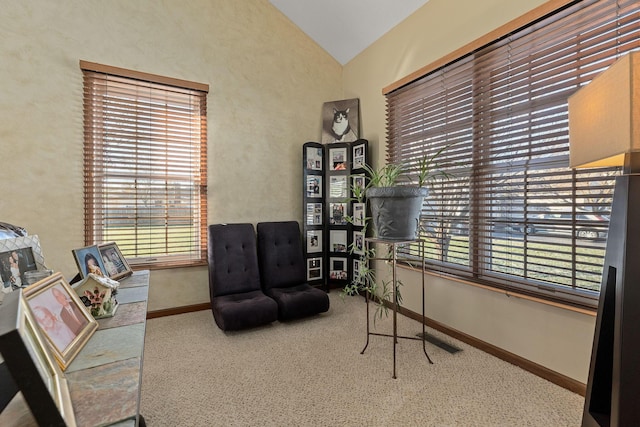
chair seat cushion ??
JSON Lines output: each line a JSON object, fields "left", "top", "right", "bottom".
{"left": 211, "top": 290, "right": 278, "bottom": 331}
{"left": 266, "top": 284, "right": 330, "bottom": 321}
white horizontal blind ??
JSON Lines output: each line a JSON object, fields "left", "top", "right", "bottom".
{"left": 83, "top": 65, "right": 208, "bottom": 268}
{"left": 386, "top": 0, "right": 640, "bottom": 308}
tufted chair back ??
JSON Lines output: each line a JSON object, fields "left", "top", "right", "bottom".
{"left": 256, "top": 221, "right": 306, "bottom": 290}
{"left": 208, "top": 223, "right": 262, "bottom": 298}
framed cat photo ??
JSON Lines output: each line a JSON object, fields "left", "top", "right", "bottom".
{"left": 321, "top": 98, "right": 359, "bottom": 144}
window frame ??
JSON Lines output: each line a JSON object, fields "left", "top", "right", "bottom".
{"left": 385, "top": 0, "right": 640, "bottom": 309}
{"left": 81, "top": 61, "right": 209, "bottom": 269}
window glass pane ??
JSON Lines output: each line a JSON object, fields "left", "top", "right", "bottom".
{"left": 83, "top": 68, "right": 207, "bottom": 267}
{"left": 386, "top": 0, "right": 638, "bottom": 307}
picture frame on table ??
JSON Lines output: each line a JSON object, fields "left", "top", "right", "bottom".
{"left": 0, "top": 290, "right": 77, "bottom": 426}
{"left": 71, "top": 245, "right": 107, "bottom": 279}
{"left": 0, "top": 235, "right": 47, "bottom": 293}
{"left": 23, "top": 273, "right": 98, "bottom": 370}
{"left": 98, "top": 242, "right": 132, "bottom": 281}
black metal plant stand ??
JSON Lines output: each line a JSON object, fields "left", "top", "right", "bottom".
{"left": 360, "top": 237, "right": 433, "bottom": 379}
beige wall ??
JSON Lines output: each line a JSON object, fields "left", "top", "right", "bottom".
{"left": 0, "top": 0, "right": 342, "bottom": 310}
{"left": 1, "top": 0, "right": 596, "bottom": 383}
{"left": 343, "top": 0, "right": 595, "bottom": 383}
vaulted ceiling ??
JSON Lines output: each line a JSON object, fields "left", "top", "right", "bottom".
{"left": 269, "top": 0, "right": 430, "bottom": 65}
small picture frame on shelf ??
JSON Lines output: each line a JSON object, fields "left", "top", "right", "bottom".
{"left": 0, "top": 234, "right": 47, "bottom": 292}
{"left": 306, "top": 203, "right": 323, "bottom": 225}
{"left": 23, "top": 272, "right": 98, "bottom": 370}
{"left": 0, "top": 291, "right": 76, "bottom": 426}
{"left": 353, "top": 142, "right": 366, "bottom": 169}
{"left": 72, "top": 245, "right": 107, "bottom": 279}
{"left": 306, "top": 146, "right": 323, "bottom": 171}
{"left": 306, "top": 230, "right": 323, "bottom": 253}
{"left": 353, "top": 203, "right": 366, "bottom": 227}
{"left": 329, "top": 147, "right": 347, "bottom": 171}
{"left": 329, "top": 257, "right": 348, "bottom": 280}
{"left": 306, "top": 176, "right": 322, "bottom": 198}
{"left": 330, "top": 230, "right": 347, "bottom": 253}
{"left": 329, "top": 203, "right": 348, "bottom": 225}
{"left": 98, "top": 242, "right": 132, "bottom": 281}
{"left": 307, "top": 257, "right": 323, "bottom": 281}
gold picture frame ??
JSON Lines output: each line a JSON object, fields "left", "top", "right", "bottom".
{"left": 98, "top": 242, "right": 132, "bottom": 281}
{"left": 23, "top": 273, "right": 98, "bottom": 370}
{"left": 0, "top": 290, "right": 76, "bottom": 426}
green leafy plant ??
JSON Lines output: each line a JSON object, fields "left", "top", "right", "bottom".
{"left": 341, "top": 146, "right": 452, "bottom": 320}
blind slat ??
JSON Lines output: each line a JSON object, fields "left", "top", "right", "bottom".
{"left": 386, "top": 0, "right": 638, "bottom": 308}
{"left": 83, "top": 66, "right": 208, "bottom": 267}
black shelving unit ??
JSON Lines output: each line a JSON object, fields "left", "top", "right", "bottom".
{"left": 302, "top": 139, "right": 368, "bottom": 291}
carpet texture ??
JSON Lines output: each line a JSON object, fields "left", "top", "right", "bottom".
{"left": 140, "top": 293, "right": 583, "bottom": 426}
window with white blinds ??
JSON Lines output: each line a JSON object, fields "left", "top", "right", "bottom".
{"left": 82, "top": 62, "right": 208, "bottom": 268}
{"left": 386, "top": 0, "right": 640, "bottom": 308}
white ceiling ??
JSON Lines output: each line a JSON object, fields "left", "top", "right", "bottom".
{"left": 269, "top": 0, "right": 430, "bottom": 65}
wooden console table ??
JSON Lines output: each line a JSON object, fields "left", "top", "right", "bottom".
{"left": 0, "top": 270, "right": 150, "bottom": 427}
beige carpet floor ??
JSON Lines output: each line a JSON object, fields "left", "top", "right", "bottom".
{"left": 140, "top": 293, "right": 583, "bottom": 426}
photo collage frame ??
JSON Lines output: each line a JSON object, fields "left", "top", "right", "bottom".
{"left": 302, "top": 139, "right": 368, "bottom": 290}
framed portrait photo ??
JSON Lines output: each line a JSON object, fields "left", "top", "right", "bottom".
{"left": 23, "top": 273, "right": 98, "bottom": 370}
{"left": 0, "top": 235, "right": 47, "bottom": 293}
{"left": 98, "top": 242, "right": 132, "bottom": 281}
{"left": 72, "top": 245, "right": 108, "bottom": 280}
{"left": 0, "top": 290, "right": 76, "bottom": 426}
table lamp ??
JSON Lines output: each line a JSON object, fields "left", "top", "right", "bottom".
{"left": 568, "top": 51, "right": 640, "bottom": 427}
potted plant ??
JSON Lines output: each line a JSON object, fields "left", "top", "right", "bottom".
{"left": 342, "top": 147, "right": 450, "bottom": 319}
{"left": 363, "top": 148, "right": 450, "bottom": 240}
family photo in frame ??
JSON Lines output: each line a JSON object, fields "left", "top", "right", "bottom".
{"left": 23, "top": 273, "right": 98, "bottom": 370}
{"left": 0, "top": 235, "right": 46, "bottom": 292}
{"left": 98, "top": 242, "right": 132, "bottom": 281}
{"left": 72, "top": 242, "right": 131, "bottom": 281}
{"left": 0, "top": 291, "right": 77, "bottom": 426}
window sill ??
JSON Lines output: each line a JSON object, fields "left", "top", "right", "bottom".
{"left": 395, "top": 262, "right": 597, "bottom": 317}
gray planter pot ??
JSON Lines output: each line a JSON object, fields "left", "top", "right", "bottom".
{"left": 366, "top": 186, "right": 428, "bottom": 240}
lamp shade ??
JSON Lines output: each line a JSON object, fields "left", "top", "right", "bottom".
{"left": 569, "top": 51, "right": 640, "bottom": 168}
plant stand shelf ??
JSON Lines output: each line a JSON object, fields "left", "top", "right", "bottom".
{"left": 360, "top": 237, "right": 433, "bottom": 379}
